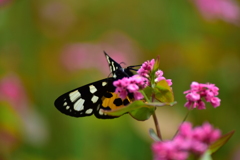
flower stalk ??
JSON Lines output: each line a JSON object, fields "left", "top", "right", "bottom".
{"left": 152, "top": 111, "right": 162, "bottom": 140}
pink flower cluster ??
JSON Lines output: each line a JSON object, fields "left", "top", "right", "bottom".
{"left": 155, "top": 70, "right": 172, "bottom": 86}
{"left": 0, "top": 74, "right": 28, "bottom": 110}
{"left": 137, "top": 59, "right": 172, "bottom": 86}
{"left": 194, "top": 0, "right": 240, "bottom": 25}
{"left": 114, "top": 58, "right": 173, "bottom": 101}
{"left": 113, "top": 75, "right": 149, "bottom": 100}
{"left": 184, "top": 82, "right": 221, "bottom": 110}
{"left": 137, "top": 59, "right": 155, "bottom": 77}
{"left": 152, "top": 122, "right": 221, "bottom": 160}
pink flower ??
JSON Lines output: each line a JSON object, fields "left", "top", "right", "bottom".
{"left": 152, "top": 141, "right": 188, "bottom": 160}
{"left": 154, "top": 70, "right": 173, "bottom": 86}
{"left": 178, "top": 122, "right": 193, "bottom": 138}
{"left": 184, "top": 82, "right": 221, "bottom": 110}
{"left": 190, "top": 140, "right": 208, "bottom": 154}
{"left": 113, "top": 75, "right": 149, "bottom": 100}
{"left": 178, "top": 122, "right": 221, "bottom": 155}
{"left": 185, "top": 92, "right": 200, "bottom": 101}
{"left": 137, "top": 59, "right": 155, "bottom": 78}
{"left": 155, "top": 70, "right": 164, "bottom": 80}
{"left": 192, "top": 122, "right": 221, "bottom": 144}
{"left": 114, "top": 77, "right": 130, "bottom": 99}
{"left": 194, "top": 0, "right": 240, "bottom": 25}
{"left": 0, "top": 74, "right": 28, "bottom": 111}
{"left": 210, "top": 97, "right": 221, "bottom": 107}
{"left": 61, "top": 32, "right": 139, "bottom": 75}
{"left": 137, "top": 59, "right": 172, "bottom": 88}
{"left": 132, "top": 91, "right": 144, "bottom": 100}
{"left": 166, "top": 79, "right": 173, "bottom": 86}
{"left": 0, "top": 0, "right": 11, "bottom": 6}
{"left": 152, "top": 122, "right": 221, "bottom": 159}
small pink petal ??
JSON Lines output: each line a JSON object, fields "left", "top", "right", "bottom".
{"left": 197, "top": 101, "right": 206, "bottom": 110}
{"left": 211, "top": 97, "right": 221, "bottom": 108}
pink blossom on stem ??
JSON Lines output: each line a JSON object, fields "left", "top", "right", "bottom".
{"left": 152, "top": 140, "right": 189, "bottom": 160}
{"left": 137, "top": 59, "right": 155, "bottom": 78}
{"left": 178, "top": 122, "right": 193, "bottom": 138}
{"left": 210, "top": 97, "right": 221, "bottom": 107}
{"left": 194, "top": 0, "right": 240, "bottom": 25}
{"left": 61, "top": 42, "right": 138, "bottom": 75}
{"left": 166, "top": 79, "right": 172, "bottom": 86}
{"left": 113, "top": 77, "right": 130, "bottom": 99}
{"left": 177, "top": 122, "right": 221, "bottom": 155}
{"left": 152, "top": 122, "right": 221, "bottom": 160}
{"left": 154, "top": 70, "right": 173, "bottom": 86}
{"left": 0, "top": 74, "right": 28, "bottom": 111}
{"left": 113, "top": 75, "right": 149, "bottom": 100}
{"left": 132, "top": 91, "right": 144, "bottom": 100}
{"left": 192, "top": 122, "right": 221, "bottom": 144}
{"left": 184, "top": 82, "right": 221, "bottom": 110}
{"left": 137, "top": 59, "right": 172, "bottom": 87}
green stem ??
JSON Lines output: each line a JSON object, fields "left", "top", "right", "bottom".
{"left": 140, "top": 90, "right": 150, "bottom": 103}
{"left": 182, "top": 109, "right": 191, "bottom": 123}
{"left": 152, "top": 111, "right": 162, "bottom": 140}
{"left": 140, "top": 90, "right": 162, "bottom": 139}
{"left": 151, "top": 95, "right": 162, "bottom": 140}
{"left": 173, "top": 110, "right": 191, "bottom": 138}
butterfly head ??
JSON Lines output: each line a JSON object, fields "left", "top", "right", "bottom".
{"left": 104, "top": 51, "right": 137, "bottom": 79}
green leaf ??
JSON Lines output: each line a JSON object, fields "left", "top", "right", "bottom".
{"left": 209, "top": 130, "right": 235, "bottom": 154}
{"left": 147, "top": 101, "right": 177, "bottom": 107}
{"left": 142, "top": 86, "right": 154, "bottom": 99}
{"left": 103, "top": 100, "right": 155, "bottom": 120}
{"left": 0, "top": 102, "right": 21, "bottom": 128}
{"left": 129, "top": 106, "right": 155, "bottom": 121}
{"left": 199, "top": 151, "right": 212, "bottom": 160}
{"left": 149, "top": 128, "right": 161, "bottom": 141}
{"left": 145, "top": 102, "right": 166, "bottom": 107}
{"left": 154, "top": 80, "right": 174, "bottom": 104}
{"left": 0, "top": 102, "right": 22, "bottom": 137}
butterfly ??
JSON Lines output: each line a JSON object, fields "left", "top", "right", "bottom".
{"left": 54, "top": 52, "right": 139, "bottom": 119}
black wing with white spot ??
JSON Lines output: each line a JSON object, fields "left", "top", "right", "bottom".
{"left": 54, "top": 52, "right": 136, "bottom": 119}
{"left": 54, "top": 78, "right": 114, "bottom": 117}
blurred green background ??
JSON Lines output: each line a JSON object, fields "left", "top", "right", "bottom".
{"left": 0, "top": 0, "right": 240, "bottom": 159}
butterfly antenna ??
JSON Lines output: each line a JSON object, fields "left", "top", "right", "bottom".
{"left": 107, "top": 72, "right": 112, "bottom": 78}
{"left": 127, "top": 64, "right": 141, "bottom": 71}
{"left": 119, "top": 62, "right": 126, "bottom": 66}
{"left": 128, "top": 64, "right": 142, "bottom": 68}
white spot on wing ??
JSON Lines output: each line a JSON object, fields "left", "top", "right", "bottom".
{"left": 91, "top": 95, "right": 99, "bottom": 103}
{"left": 89, "top": 85, "right": 97, "bottom": 93}
{"left": 63, "top": 102, "right": 67, "bottom": 106}
{"left": 113, "top": 74, "right": 117, "bottom": 78}
{"left": 111, "top": 61, "right": 115, "bottom": 71}
{"left": 69, "top": 90, "right": 81, "bottom": 102}
{"left": 66, "top": 106, "right": 70, "bottom": 110}
{"left": 106, "top": 55, "right": 110, "bottom": 63}
{"left": 97, "top": 104, "right": 101, "bottom": 110}
{"left": 74, "top": 98, "right": 85, "bottom": 111}
{"left": 102, "top": 81, "right": 107, "bottom": 86}
{"left": 110, "top": 65, "right": 113, "bottom": 72}
{"left": 86, "top": 108, "right": 93, "bottom": 114}
{"left": 99, "top": 109, "right": 104, "bottom": 115}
